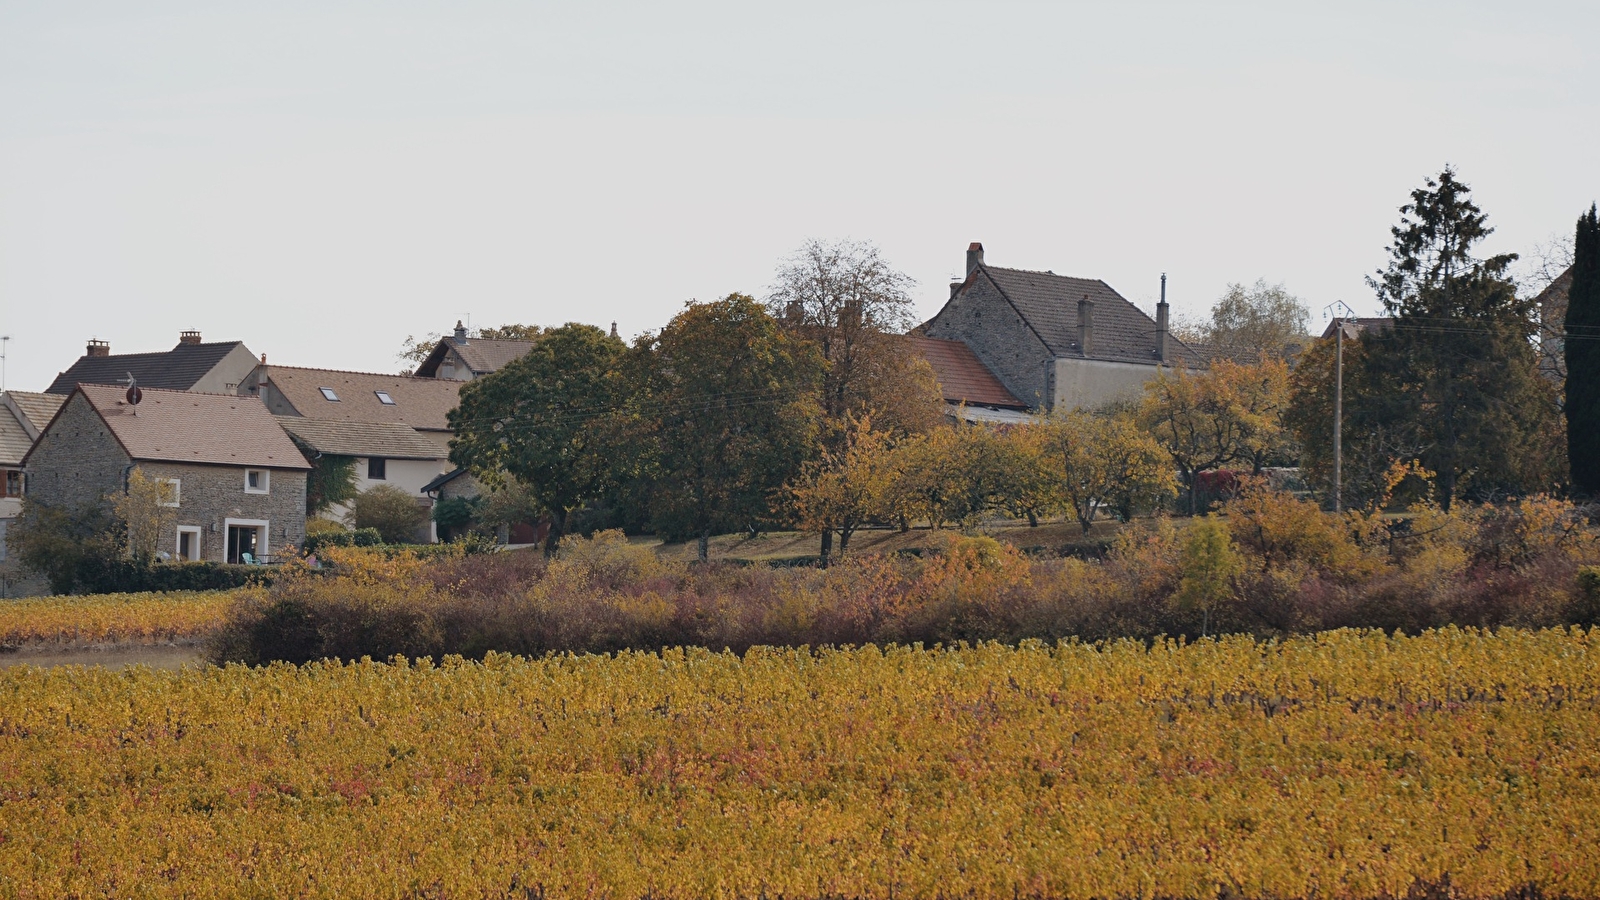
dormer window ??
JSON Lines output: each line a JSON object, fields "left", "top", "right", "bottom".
{"left": 375, "top": 390, "right": 395, "bottom": 405}
{"left": 319, "top": 387, "right": 340, "bottom": 401}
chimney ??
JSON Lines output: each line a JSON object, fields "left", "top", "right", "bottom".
{"left": 610, "top": 322, "right": 619, "bottom": 339}
{"left": 178, "top": 330, "right": 202, "bottom": 345}
{"left": 949, "top": 282, "right": 963, "bottom": 300}
{"left": 453, "top": 320, "right": 468, "bottom": 342}
{"left": 966, "top": 242, "right": 985, "bottom": 275}
{"left": 86, "top": 339, "right": 110, "bottom": 358}
{"left": 1077, "top": 296, "right": 1094, "bottom": 357}
{"left": 1155, "top": 273, "right": 1170, "bottom": 363}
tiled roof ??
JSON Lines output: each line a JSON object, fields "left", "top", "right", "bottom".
{"left": 265, "top": 366, "right": 463, "bottom": 431}
{"left": 275, "top": 417, "right": 446, "bottom": 461}
{"left": 1320, "top": 317, "right": 1393, "bottom": 340}
{"left": 907, "top": 336, "right": 1026, "bottom": 409}
{"left": 45, "top": 341, "right": 250, "bottom": 395}
{"left": 56, "top": 384, "right": 309, "bottom": 469}
{"left": 3, "top": 391, "right": 65, "bottom": 439}
{"left": 415, "top": 337, "right": 536, "bottom": 377}
{"left": 0, "top": 404, "right": 31, "bottom": 467}
{"left": 978, "top": 266, "right": 1207, "bottom": 367}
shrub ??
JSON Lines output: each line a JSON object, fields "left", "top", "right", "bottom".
{"left": 348, "top": 485, "right": 428, "bottom": 543}
{"left": 301, "top": 528, "right": 384, "bottom": 555}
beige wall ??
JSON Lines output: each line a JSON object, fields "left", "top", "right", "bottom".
{"left": 1051, "top": 358, "right": 1179, "bottom": 411}
{"left": 325, "top": 456, "right": 451, "bottom": 542}
{"left": 189, "top": 344, "right": 262, "bottom": 396}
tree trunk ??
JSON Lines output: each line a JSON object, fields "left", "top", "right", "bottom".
{"left": 1027, "top": 510, "right": 1038, "bottom": 527}
{"left": 838, "top": 528, "right": 851, "bottom": 557}
{"left": 542, "top": 510, "right": 566, "bottom": 557}
{"left": 697, "top": 531, "right": 710, "bottom": 562}
{"left": 819, "top": 529, "right": 833, "bottom": 569}
{"left": 898, "top": 515, "right": 910, "bottom": 534}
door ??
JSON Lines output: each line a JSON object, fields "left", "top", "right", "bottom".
{"left": 227, "top": 525, "right": 260, "bottom": 564}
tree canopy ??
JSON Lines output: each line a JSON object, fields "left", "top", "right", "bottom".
{"left": 1567, "top": 204, "right": 1600, "bottom": 494}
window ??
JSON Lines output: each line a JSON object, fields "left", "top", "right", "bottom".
{"left": 244, "top": 469, "right": 270, "bottom": 494}
{"left": 2, "top": 470, "right": 21, "bottom": 498}
{"left": 368, "top": 457, "right": 387, "bottom": 480}
{"left": 374, "top": 390, "right": 395, "bottom": 405}
{"left": 157, "top": 478, "right": 181, "bottom": 507}
{"left": 319, "top": 387, "right": 340, "bottom": 401}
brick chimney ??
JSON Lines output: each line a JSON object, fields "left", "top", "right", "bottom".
{"left": 966, "top": 242, "right": 985, "bottom": 275}
{"left": 178, "top": 330, "right": 202, "bottom": 345}
{"left": 1077, "top": 296, "right": 1094, "bottom": 357}
{"left": 1155, "top": 273, "right": 1170, "bottom": 363}
{"left": 86, "top": 339, "right": 110, "bottom": 358}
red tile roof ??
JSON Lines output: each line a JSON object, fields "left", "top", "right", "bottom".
{"left": 57, "top": 384, "right": 309, "bottom": 469}
{"left": 907, "top": 336, "right": 1027, "bottom": 409}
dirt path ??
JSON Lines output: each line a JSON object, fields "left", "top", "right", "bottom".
{"left": 0, "top": 645, "right": 206, "bottom": 670}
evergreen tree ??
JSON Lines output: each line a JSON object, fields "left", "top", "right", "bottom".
{"left": 1354, "top": 168, "right": 1562, "bottom": 508}
{"left": 1568, "top": 204, "right": 1600, "bottom": 494}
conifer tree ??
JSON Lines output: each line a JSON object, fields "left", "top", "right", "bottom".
{"left": 1567, "top": 204, "right": 1600, "bottom": 494}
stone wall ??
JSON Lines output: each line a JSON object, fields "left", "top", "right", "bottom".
{"left": 921, "top": 278, "right": 1054, "bottom": 409}
{"left": 137, "top": 462, "right": 308, "bottom": 562}
{"left": 23, "top": 392, "right": 131, "bottom": 510}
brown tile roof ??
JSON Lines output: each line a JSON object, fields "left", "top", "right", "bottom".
{"left": 0, "top": 404, "right": 31, "bottom": 467}
{"left": 3, "top": 391, "right": 65, "bottom": 439}
{"left": 45, "top": 341, "right": 252, "bottom": 394}
{"left": 907, "top": 336, "right": 1026, "bottom": 409}
{"left": 978, "top": 266, "right": 1208, "bottom": 367}
{"left": 275, "top": 417, "right": 447, "bottom": 461}
{"left": 415, "top": 336, "right": 536, "bottom": 378}
{"left": 49, "top": 384, "right": 309, "bottom": 470}
{"left": 265, "top": 366, "right": 463, "bottom": 431}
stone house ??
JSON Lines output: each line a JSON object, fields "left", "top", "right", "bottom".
{"left": 46, "top": 332, "right": 258, "bottom": 396}
{"left": 413, "top": 322, "right": 537, "bottom": 381}
{"left": 22, "top": 384, "right": 309, "bottom": 563}
{"left": 0, "top": 392, "right": 66, "bottom": 561}
{"left": 241, "top": 361, "right": 464, "bottom": 540}
{"left": 920, "top": 243, "right": 1206, "bottom": 411}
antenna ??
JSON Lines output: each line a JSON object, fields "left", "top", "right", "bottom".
{"left": 1322, "top": 301, "right": 1356, "bottom": 323}
{"left": 0, "top": 335, "right": 9, "bottom": 393}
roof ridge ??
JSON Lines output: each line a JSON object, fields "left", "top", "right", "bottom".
{"left": 77, "top": 383, "right": 260, "bottom": 400}
{"left": 265, "top": 363, "right": 451, "bottom": 381}
{"left": 987, "top": 264, "right": 1104, "bottom": 282}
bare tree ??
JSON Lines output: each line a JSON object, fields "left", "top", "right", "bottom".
{"left": 767, "top": 239, "right": 920, "bottom": 425}
{"left": 1522, "top": 231, "right": 1576, "bottom": 383}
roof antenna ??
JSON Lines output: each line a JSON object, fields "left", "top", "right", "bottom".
{"left": 0, "top": 335, "right": 9, "bottom": 393}
{"left": 121, "top": 372, "right": 142, "bottom": 411}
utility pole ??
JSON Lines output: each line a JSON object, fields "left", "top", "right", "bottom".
{"left": 1324, "top": 302, "right": 1354, "bottom": 513}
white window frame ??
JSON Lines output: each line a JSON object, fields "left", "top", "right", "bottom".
{"left": 244, "top": 468, "right": 270, "bottom": 494}
{"left": 374, "top": 390, "right": 395, "bottom": 405}
{"left": 176, "top": 525, "right": 202, "bottom": 561}
{"left": 319, "top": 387, "right": 340, "bottom": 401}
{"left": 224, "top": 517, "right": 270, "bottom": 563}
{"left": 158, "top": 477, "right": 181, "bottom": 508}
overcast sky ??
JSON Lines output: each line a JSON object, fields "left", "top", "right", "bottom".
{"left": 2, "top": 1, "right": 1596, "bottom": 391}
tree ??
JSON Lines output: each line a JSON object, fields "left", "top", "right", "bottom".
{"left": 1360, "top": 167, "right": 1563, "bottom": 508}
{"left": 112, "top": 470, "right": 179, "bottom": 565}
{"left": 1210, "top": 356, "right": 1294, "bottom": 473}
{"left": 625, "top": 294, "right": 824, "bottom": 560}
{"left": 1033, "top": 410, "right": 1177, "bottom": 533}
{"left": 4, "top": 499, "right": 118, "bottom": 594}
{"left": 883, "top": 424, "right": 1020, "bottom": 531}
{"left": 348, "top": 484, "right": 429, "bottom": 543}
{"left": 1197, "top": 280, "right": 1312, "bottom": 359}
{"left": 768, "top": 239, "right": 940, "bottom": 435}
{"left": 786, "top": 415, "right": 896, "bottom": 566}
{"left": 448, "top": 323, "right": 625, "bottom": 554}
{"left": 1568, "top": 204, "right": 1600, "bottom": 494}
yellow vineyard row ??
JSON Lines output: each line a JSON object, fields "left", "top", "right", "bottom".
{"left": 1, "top": 629, "right": 1598, "bottom": 898}
{"left": 0, "top": 590, "right": 236, "bottom": 645}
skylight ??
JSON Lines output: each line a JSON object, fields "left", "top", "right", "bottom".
{"left": 319, "top": 387, "right": 340, "bottom": 401}
{"left": 375, "top": 390, "right": 395, "bottom": 405}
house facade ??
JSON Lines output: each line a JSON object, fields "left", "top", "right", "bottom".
{"left": 241, "top": 361, "right": 464, "bottom": 540}
{"left": 22, "top": 385, "right": 309, "bottom": 563}
{"left": 0, "top": 392, "right": 66, "bottom": 562}
{"left": 920, "top": 243, "right": 1206, "bottom": 411}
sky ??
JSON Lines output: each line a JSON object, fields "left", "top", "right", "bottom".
{"left": 1, "top": 1, "right": 1597, "bottom": 391}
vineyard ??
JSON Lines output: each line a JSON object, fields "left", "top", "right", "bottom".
{"left": 0, "top": 589, "right": 235, "bottom": 647}
{"left": 2, "top": 628, "right": 1598, "bottom": 898}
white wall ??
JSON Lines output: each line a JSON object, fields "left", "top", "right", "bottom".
{"left": 324, "top": 456, "right": 451, "bottom": 542}
{"left": 1052, "top": 358, "right": 1176, "bottom": 411}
